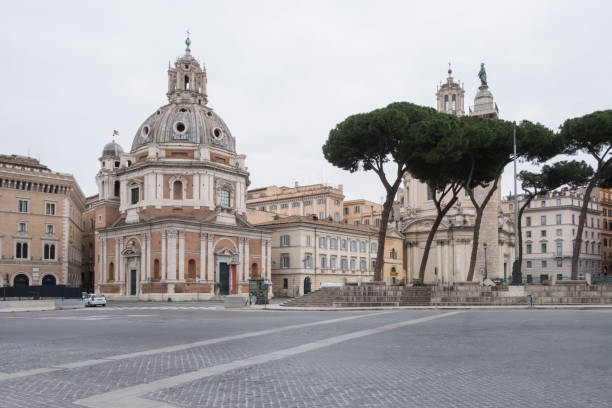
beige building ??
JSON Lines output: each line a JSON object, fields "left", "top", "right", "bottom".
{"left": 247, "top": 183, "right": 345, "bottom": 222}
{"left": 379, "top": 227, "right": 406, "bottom": 285}
{"left": 501, "top": 188, "right": 601, "bottom": 281}
{"left": 601, "top": 189, "right": 612, "bottom": 276}
{"left": 91, "top": 37, "right": 272, "bottom": 299}
{"left": 397, "top": 66, "right": 513, "bottom": 284}
{"left": 258, "top": 215, "right": 381, "bottom": 297}
{"left": 343, "top": 199, "right": 383, "bottom": 227}
{"left": 0, "top": 155, "right": 86, "bottom": 287}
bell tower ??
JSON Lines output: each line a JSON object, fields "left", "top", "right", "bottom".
{"left": 436, "top": 63, "right": 465, "bottom": 116}
{"left": 167, "top": 32, "right": 208, "bottom": 105}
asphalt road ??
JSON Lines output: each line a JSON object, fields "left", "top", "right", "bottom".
{"left": 0, "top": 304, "right": 611, "bottom": 407}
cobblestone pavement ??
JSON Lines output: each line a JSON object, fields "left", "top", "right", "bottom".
{"left": 0, "top": 306, "right": 611, "bottom": 407}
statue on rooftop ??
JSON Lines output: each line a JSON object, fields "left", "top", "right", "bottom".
{"left": 478, "top": 63, "right": 487, "bottom": 87}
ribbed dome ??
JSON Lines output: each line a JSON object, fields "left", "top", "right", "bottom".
{"left": 130, "top": 103, "right": 236, "bottom": 153}
{"left": 102, "top": 141, "right": 124, "bottom": 157}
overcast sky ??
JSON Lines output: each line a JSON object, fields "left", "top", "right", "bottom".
{"left": 1, "top": 1, "right": 610, "bottom": 202}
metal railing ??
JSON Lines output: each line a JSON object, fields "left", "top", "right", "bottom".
{"left": 1, "top": 285, "right": 84, "bottom": 300}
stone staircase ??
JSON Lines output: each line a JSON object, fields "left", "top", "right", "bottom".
{"left": 400, "top": 287, "right": 433, "bottom": 306}
{"left": 280, "top": 287, "right": 340, "bottom": 307}
{"left": 432, "top": 283, "right": 612, "bottom": 306}
{"left": 280, "top": 283, "right": 432, "bottom": 308}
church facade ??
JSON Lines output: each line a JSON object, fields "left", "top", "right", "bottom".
{"left": 396, "top": 66, "right": 515, "bottom": 284}
{"left": 91, "top": 37, "right": 271, "bottom": 299}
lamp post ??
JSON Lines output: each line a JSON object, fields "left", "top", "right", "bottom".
{"left": 483, "top": 243, "right": 488, "bottom": 281}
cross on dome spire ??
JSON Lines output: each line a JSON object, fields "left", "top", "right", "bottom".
{"left": 448, "top": 61, "right": 452, "bottom": 76}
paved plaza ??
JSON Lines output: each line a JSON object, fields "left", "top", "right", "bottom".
{"left": 0, "top": 305, "right": 611, "bottom": 407}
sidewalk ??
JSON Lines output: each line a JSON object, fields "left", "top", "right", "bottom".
{"left": 251, "top": 303, "right": 612, "bottom": 311}
{"left": 0, "top": 299, "right": 83, "bottom": 313}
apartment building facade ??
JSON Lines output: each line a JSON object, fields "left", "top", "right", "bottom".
{"left": 343, "top": 199, "right": 383, "bottom": 227}
{"left": 0, "top": 155, "right": 86, "bottom": 287}
{"left": 247, "top": 183, "right": 345, "bottom": 222}
{"left": 259, "top": 216, "right": 382, "bottom": 297}
{"left": 502, "top": 188, "right": 601, "bottom": 282}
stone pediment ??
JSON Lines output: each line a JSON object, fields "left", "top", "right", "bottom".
{"left": 402, "top": 217, "right": 449, "bottom": 234}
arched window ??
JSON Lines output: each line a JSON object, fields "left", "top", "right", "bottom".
{"left": 42, "top": 275, "right": 56, "bottom": 286}
{"left": 22, "top": 243, "right": 28, "bottom": 259}
{"left": 14, "top": 274, "right": 29, "bottom": 287}
{"left": 184, "top": 75, "right": 190, "bottom": 90}
{"left": 187, "top": 259, "right": 196, "bottom": 279}
{"left": 44, "top": 244, "right": 49, "bottom": 259}
{"left": 173, "top": 180, "right": 183, "bottom": 200}
{"left": 108, "top": 262, "right": 115, "bottom": 282}
{"left": 251, "top": 263, "right": 258, "bottom": 278}
{"left": 153, "top": 259, "right": 161, "bottom": 280}
{"left": 114, "top": 181, "right": 120, "bottom": 197}
{"left": 16, "top": 242, "right": 22, "bottom": 258}
{"left": 50, "top": 245, "right": 55, "bottom": 260}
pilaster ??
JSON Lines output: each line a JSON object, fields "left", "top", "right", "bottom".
{"left": 178, "top": 230, "right": 185, "bottom": 281}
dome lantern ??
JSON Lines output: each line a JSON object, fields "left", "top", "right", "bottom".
{"left": 166, "top": 33, "right": 208, "bottom": 105}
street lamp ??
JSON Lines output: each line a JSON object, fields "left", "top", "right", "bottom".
{"left": 483, "top": 243, "right": 488, "bottom": 281}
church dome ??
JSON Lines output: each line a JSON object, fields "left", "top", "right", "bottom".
{"left": 130, "top": 35, "right": 236, "bottom": 154}
{"left": 102, "top": 141, "right": 124, "bottom": 157}
{"left": 131, "top": 103, "right": 236, "bottom": 152}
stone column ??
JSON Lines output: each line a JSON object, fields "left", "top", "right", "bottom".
{"left": 193, "top": 174, "right": 200, "bottom": 208}
{"left": 207, "top": 234, "right": 214, "bottom": 294}
{"left": 266, "top": 240, "right": 272, "bottom": 280}
{"left": 200, "top": 233, "right": 206, "bottom": 280}
{"left": 161, "top": 231, "right": 167, "bottom": 280}
{"left": 261, "top": 239, "right": 266, "bottom": 278}
{"left": 118, "top": 238, "right": 125, "bottom": 284}
{"left": 436, "top": 241, "right": 442, "bottom": 284}
{"left": 167, "top": 230, "right": 177, "bottom": 281}
{"left": 178, "top": 230, "right": 185, "bottom": 281}
{"left": 146, "top": 233, "right": 152, "bottom": 280}
{"left": 244, "top": 238, "right": 250, "bottom": 280}
{"left": 115, "top": 239, "right": 120, "bottom": 282}
{"left": 101, "top": 237, "right": 106, "bottom": 283}
{"left": 238, "top": 237, "right": 244, "bottom": 284}
{"left": 142, "top": 235, "right": 148, "bottom": 281}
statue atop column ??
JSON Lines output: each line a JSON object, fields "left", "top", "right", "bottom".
{"left": 478, "top": 63, "right": 487, "bottom": 87}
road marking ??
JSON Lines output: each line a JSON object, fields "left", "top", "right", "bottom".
{"left": 74, "top": 311, "right": 463, "bottom": 408}
{"left": 0, "top": 311, "right": 393, "bottom": 380}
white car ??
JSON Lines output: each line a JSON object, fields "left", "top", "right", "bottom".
{"left": 83, "top": 293, "right": 107, "bottom": 307}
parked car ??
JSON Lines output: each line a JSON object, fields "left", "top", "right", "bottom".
{"left": 83, "top": 293, "right": 107, "bottom": 307}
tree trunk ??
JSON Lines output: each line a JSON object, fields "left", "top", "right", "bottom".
{"left": 571, "top": 176, "right": 600, "bottom": 279}
{"left": 374, "top": 186, "right": 400, "bottom": 282}
{"left": 418, "top": 194, "right": 459, "bottom": 282}
{"left": 466, "top": 177, "right": 500, "bottom": 282}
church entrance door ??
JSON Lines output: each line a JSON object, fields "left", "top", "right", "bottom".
{"left": 219, "top": 263, "right": 230, "bottom": 295}
{"left": 130, "top": 269, "right": 137, "bottom": 295}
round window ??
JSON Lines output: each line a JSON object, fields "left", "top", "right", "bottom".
{"left": 174, "top": 121, "right": 187, "bottom": 134}
{"left": 206, "top": 111, "right": 213, "bottom": 117}
{"left": 141, "top": 126, "right": 149, "bottom": 137}
{"left": 213, "top": 128, "right": 223, "bottom": 139}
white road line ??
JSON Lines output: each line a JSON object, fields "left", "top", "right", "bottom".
{"left": 0, "top": 311, "right": 392, "bottom": 381}
{"left": 74, "top": 311, "right": 463, "bottom": 408}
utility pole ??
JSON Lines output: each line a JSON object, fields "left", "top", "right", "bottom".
{"left": 511, "top": 125, "right": 522, "bottom": 285}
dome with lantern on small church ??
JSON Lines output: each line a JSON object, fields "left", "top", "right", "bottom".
{"left": 130, "top": 35, "right": 236, "bottom": 153}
